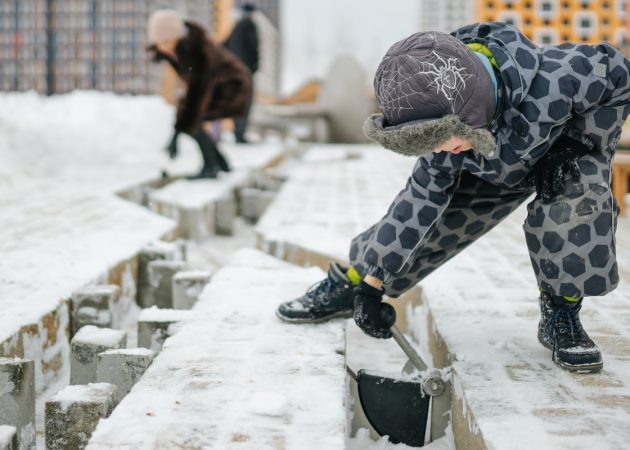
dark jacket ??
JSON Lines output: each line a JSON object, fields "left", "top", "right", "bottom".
{"left": 361, "top": 22, "right": 630, "bottom": 282}
{"left": 224, "top": 16, "right": 259, "bottom": 74}
{"left": 149, "top": 21, "right": 252, "bottom": 133}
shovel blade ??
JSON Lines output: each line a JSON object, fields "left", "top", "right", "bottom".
{"left": 357, "top": 370, "right": 430, "bottom": 447}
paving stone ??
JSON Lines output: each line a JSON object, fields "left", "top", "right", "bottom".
{"left": 172, "top": 270, "right": 212, "bottom": 310}
{"left": 137, "top": 241, "right": 179, "bottom": 309}
{"left": 215, "top": 195, "right": 237, "bottom": 236}
{"left": 146, "top": 260, "right": 188, "bottom": 309}
{"left": 71, "top": 285, "right": 120, "bottom": 334}
{"left": 45, "top": 383, "right": 116, "bottom": 450}
{"left": 0, "top": 359, "right": 35, "bottom": 450}
{"left": 70, "top": 327, "right": 127, "bottom": 385}
{"left": 137, "top": 308, "right": 194, "bottom": 353}
{"left": 149, "top": 171, "right": 251, "bottom": 240}
{"left": 96, "top": 349, "right": 155, "bottom": 404}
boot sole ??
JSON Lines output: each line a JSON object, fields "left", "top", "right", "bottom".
{"left": 275, "top": 309, "right": 353, "bottom": 324}
{"left": 552, "top": 354, "right": 603, "bottom": 373}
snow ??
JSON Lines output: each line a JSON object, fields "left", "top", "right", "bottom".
{"left": 250, "top": 391, "right": 289, "bottom": 417}
{"left": 73, "top": 326, "right": 126, "bottom": 347}
{"left": 0, "top": 426, "right": 16, "bottom": 447}
{"left": 173, "top": 270, "right": 212, "bottom": 279}
{"left": 0, "top": 185, "right": 174, "bottom": 345}
{"left": 99, "top": 348, "right": 155, "bottom": 357}
{"left": 73, "top": 285, "right": 119, "bottom": 296}
{"left": 51, "top": 383, "right": 116, "bottom": 413}
{"left": 347, "top": 428, "right": 453, "bottom": 449}
{"left": 256, "top": 145, "right": 415, "bottom": 263}
{"left": 148, "top": 170, "right": 250, "bottom": 209}
{"left": 87, "top": 249, "right": 347, "bottom": 450}
{"left": 137, "top": 306, "right": 194, "bottom": 322}
{"left": 416, "top": 208, "right": 630, "bottom": 450}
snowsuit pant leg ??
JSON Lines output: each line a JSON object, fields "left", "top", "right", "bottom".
{"left": 349, "top": 172, "right": 533, "bottom": 297}
{"left": 523, "top": 151, "right": 619, "bottom": 298}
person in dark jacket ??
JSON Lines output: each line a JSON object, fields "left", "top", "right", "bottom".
{"left": 277, "top": 23, "right": 630, "bottom": 374}
{"left": 224, "top": 3, "right": 260, "bottom": 143}
{"left": 146, "top": 9, "right": 252, "bottom": 178}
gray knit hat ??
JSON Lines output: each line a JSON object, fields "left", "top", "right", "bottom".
{"left": 364, "top": 31, "right": 497, "bottom": 157}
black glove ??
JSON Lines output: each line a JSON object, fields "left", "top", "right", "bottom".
{"left": 166, "top": 130, "right": 180, "bottom": 160}
{"left": 531, "top": 134, "right": 592, "bottom": 204}
{"left": 353, "top": 280, "right": 396, "bottom": 339}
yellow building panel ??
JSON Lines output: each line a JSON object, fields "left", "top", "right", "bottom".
{"left": 476, "top": 0, "right": 627, "bottom": 45}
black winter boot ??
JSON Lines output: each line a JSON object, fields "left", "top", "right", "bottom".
{"left": 276, "top": 263, "right": 355, "bottom": 323}
{"left": 538, "top": 291, "right": 603, "bottom": 373}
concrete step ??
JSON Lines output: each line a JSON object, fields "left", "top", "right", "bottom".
{"left": 147, "top": 144, "right": 286, "bottom": 240}
{"left": 0, "top": 184, "right": 176, "bottom": 394}
{"left": 148, "top": 171, "right": 250, "bottom": 240}
{"left": 414, "top": 209, "right": 630, "bottom": 450}
{"left": 87, "top": 249, "right": 347, "bottom": 450}
{"left": 255, "top": 145, "right": 415, "bottom": 267}
{"left": 254, "top": 144, "right": 630, "bottom": 448}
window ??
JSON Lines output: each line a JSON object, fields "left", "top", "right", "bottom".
{"left": 497, "top": 11, "right": 523, "bottom": 28}
{"left": 534, "top": 28, "right": 559, "bottom": 45}
{"left": 536, "top": 0, "right": 558, "bottom": 20}
{"left": 574, "top": 11, "right": 598, "bottom": 38}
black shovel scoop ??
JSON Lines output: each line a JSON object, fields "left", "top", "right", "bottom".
{"left": 347, "top": 304, "right": 451, "bottom": 447}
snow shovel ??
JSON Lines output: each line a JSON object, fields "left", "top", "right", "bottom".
{"left": 346, "top": 306, "right": 451, "bottom": 447}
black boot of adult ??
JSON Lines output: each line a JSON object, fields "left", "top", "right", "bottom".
{"left": 187, "top": 128, "right": 223, "bottom": 179}
{"left": 194, "top": 127, "right": 231, "bottom": 174}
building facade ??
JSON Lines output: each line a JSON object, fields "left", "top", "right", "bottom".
{"left": 420, "top": 0, "right": 475, "bottom": 33}
{"left": 475, "top": 0, "right": 628, "bottom": 46}
{"left": 0, "top": 0, "right": 277, "bottom": 95}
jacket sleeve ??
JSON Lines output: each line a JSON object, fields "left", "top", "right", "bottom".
{"left": 562, "top": 43, "right": 630, "bottom": 152}
{"left": 175, "top": 74, "right": 214, "bottom": 133}
{"left": 360, "top": 152, "right": 462, "bottom": 283}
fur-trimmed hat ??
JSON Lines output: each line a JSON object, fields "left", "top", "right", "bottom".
{"left": 365, "top": 31, "right": 497, "bottom": 157}
{"left": 147, "top": 9, "right": 186, "bottom": 45}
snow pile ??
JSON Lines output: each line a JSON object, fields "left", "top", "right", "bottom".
{"left": 137, "top": 306, "right": 194, "bottom": 322}
{"left": 0, "top": 91, "right": 201, "bottom": 192}
{"left": 73, "top": 325, "right": 126, "bottom": 347}
{"left": 51, "top": 383, "right": 116, "bottom": 413}
{"left": 0, "top": 426, "right": 16, "bottom": 447}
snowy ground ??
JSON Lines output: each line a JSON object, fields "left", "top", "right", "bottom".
{"left": 1, "top": 92, "right": 423, "bottom": 449}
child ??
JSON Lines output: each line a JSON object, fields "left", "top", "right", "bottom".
{"left": 277, "top": 23, "right": 629, "bottom": 373}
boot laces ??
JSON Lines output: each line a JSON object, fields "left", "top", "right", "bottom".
{"left": 305, "top": 276, "right": 337, "bottom": 306}
{"left": 545, "top": 302, "right": 583, "bottom": 342}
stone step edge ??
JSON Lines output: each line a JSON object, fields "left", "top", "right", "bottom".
{"left": 0, "top": 231, "right": 175, "bottom": 395}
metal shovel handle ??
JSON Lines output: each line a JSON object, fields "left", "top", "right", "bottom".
{"left": 380, "top": 304, "right": 428, "bottom": 372}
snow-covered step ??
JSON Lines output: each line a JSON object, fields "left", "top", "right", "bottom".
{"left": 255, "top": 145, "right": 415, "bottom": 267}
{"left": 0, "top": 184, "right": 175, "bottom": 394}
{"left": 148, "top": 171, "right": 251, "bottom": 240}
{"left": 87, "top": 249, "right": 346, "bottom": 449}
{"left": 415, "top": 209, "right": 630, "bottom": 450}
